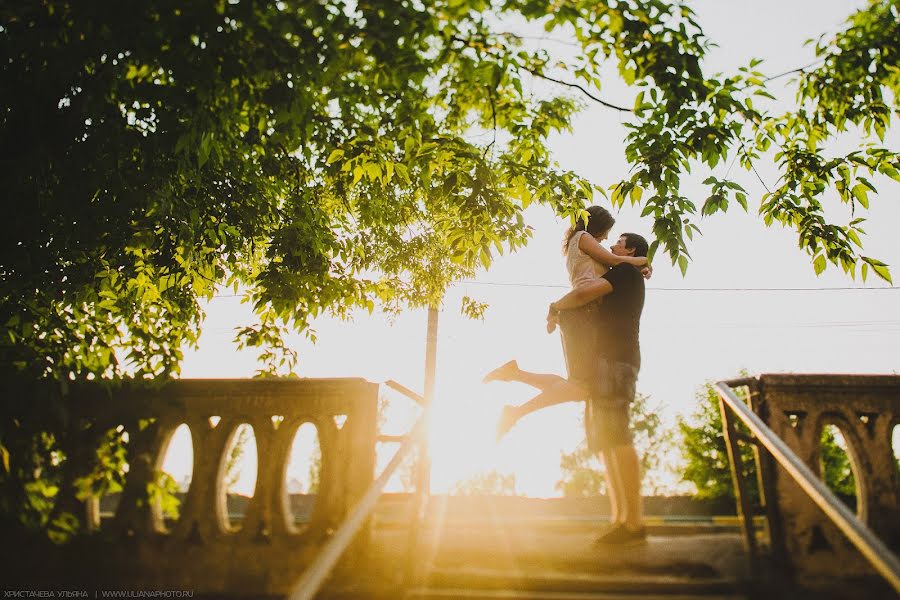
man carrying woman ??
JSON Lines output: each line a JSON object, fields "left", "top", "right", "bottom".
{"left": 483, "top": 206, "right": 651, "bottom": 545}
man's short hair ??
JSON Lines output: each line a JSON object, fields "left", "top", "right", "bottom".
{"left": 621, "top": 233, "right": 649, "bottom": 258}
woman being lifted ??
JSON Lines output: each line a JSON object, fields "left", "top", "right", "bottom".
{"left": 483, "top": 205, "right": 649, "bottom": 437}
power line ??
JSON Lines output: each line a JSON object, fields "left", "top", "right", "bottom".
{"left": 455, "top": 280, "right": 896, "bottom": 292}
{"left": 206, "top": 282, "right": 896, "bottom": 299}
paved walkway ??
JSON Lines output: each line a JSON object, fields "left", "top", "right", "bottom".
{"left": 326, "top": 520, "right": 752, "bottom": 598}
{"left": 371, "top": 524, "right": 748, "bottom": 577}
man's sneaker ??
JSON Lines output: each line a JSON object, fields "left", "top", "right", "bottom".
{"left": 592, "top": 523, "right": 648, "bottom": 546}
{"left": 482, "top": 360, "right": 519, "bottom": 383}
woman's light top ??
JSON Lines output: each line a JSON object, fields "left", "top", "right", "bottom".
{"left": 565, "top": 230, "right": 607, "bottom": 289}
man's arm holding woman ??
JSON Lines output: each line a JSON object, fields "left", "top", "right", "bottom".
{"left": 553, "top": 235, "right": 650, "bottom": 312}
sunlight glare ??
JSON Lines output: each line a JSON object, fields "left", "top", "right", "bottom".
{"left": 160, "top": 424, "right": 193, "bottom": 492}
{"left": 427, "top": 386, "right": 505, "bottom": 494}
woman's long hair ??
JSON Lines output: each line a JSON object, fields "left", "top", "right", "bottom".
{"left": 563, "top": 206, "right": 615, "bottom": 255}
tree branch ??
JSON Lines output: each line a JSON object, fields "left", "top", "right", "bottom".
{"left": 483, "top": 86, "right": 498, "bottom": 161}
{"left": 522, "top": 67, "right": 632, "bottom": 113}
{"left": 764, "top": 58, "right": 827, "bottom": 82}
{"left": 447, "top": 33, "right": 631, "bottom": 113}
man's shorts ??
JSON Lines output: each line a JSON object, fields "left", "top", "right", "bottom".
{"left": 584, "top": 358, "right": 639, "bottom": 452}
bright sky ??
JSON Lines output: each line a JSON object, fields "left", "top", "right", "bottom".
{"left": 166, "top": 0, "right": 899, "bottom": 498}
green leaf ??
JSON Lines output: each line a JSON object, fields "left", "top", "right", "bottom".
{"left": 394, "top": 163, "right": 409, "bottom": 183}
{"left": 198, "top": 134, "right": 211, "bottom": 168}
{"left": 479, "top": 248, "right": 491, "bottom": 270}
{"left": 813, "top": 254, "right": 826, "bottom": 275}
{"left": 863, "top": 256, "right": 888, "bottom": 267}
{"left": 851, "top": 184, "right": 869, "bottom": 208}
{"left": 872, "top": 263, "right": 892, "bottom": 284}
{"left": 862, "top": 257, "right": 892, "bottom": 284}
{"left": 879, "top": 166, "right": 900, "bottom": 182}
{"left": 365, "top": 162, "right": 382, "bottom": 181}
{"left": 678, "top": 255, "right": 689, "bottom": 276}
{"left": 326, "top": 149, "right": 344, "bottom": 164}
{"left": 857, "top": 177, "right": 877, "bottom": 193}
{"left": 630, "top": 185, "right": 643, "bottom": 204}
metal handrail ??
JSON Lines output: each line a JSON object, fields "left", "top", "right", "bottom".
{"left": 286, "top": 416, "right": 426, "bottom": 600}
{"left": 714, "top": 381, "right": 900, "bottom": 593}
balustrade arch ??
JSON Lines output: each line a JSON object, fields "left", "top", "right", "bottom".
{"left": 53, "top": 378, "right": 378, "bottom": 594}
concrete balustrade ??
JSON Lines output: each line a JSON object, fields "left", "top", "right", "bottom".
{"left": 59, "top": 378, "right": 379, "bottom": 594}
{"left": 746, "top": 374, "right": 900, "bottom": 584}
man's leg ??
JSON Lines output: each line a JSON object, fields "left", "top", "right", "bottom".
{"left": 601, "top": 449, "right": 623, "bottom": 525}
{"left": 591, "top": 361, "right": 645, "bottom": 544}
{"left": 593, "top": 444, "right": 643, "bottom": 545}
{"left": 611, "top": 443, "right": 643, "bottom": 530}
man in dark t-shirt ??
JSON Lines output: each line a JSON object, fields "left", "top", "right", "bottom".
{"left": 483, "top": 232, "right": 650, "bottom": 545}
{"left": 581, "top": 233, "right": 647, "bottom": 545}
{"left": 545, "top": 232, "right": 648, "bottom": 545}
{"left": 594, "top": 257, "right": 645, "bottom": 369}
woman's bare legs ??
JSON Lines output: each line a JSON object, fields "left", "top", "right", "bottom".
{"left": 483, "top": 360, "right": 567, "bottom": 391}
{"left": 506, "top": 379, "right": 586, "bottom": 417}
{"left": 496, "top": 380, "right": 587, "bottom": 438}
{"left": 484, "top": 360, "right": 589, "bottom": 438}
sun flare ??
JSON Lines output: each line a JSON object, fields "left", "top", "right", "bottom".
{"left": 426, "top": 394, "right": 505, "bottom": 493}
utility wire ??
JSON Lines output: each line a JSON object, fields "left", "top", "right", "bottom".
{"left": 454, "top": 281, "right": 896, "bottom": 292}
{"left": 208, "top": 283, "right": 895, "bottom": 299}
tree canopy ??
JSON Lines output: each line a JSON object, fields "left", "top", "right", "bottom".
{"left": 2, "top": 0, "right": 897, "bottom": 383}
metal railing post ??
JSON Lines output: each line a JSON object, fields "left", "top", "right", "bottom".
{"left": 718, "top": 396, "right": 760, "bottom": 574}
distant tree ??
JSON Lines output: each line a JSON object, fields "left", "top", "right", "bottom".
{"left": 556, "top": 443, "right": 606, "bottom": 499}
{"left": 452, "top": 470, "right": 517, "bottom": 496}
{"left": 224, "top": 425, "right": 252, "bottom": 493}
{"left": 678, "top": 381, "right": 759, "bottom": 504}
{"left": 556, "top": 393, "right": 675, "bottom": 497}
{"left": 819, "top": 424, "right": 857, "bottom": 505}
{"left": 306, "top": 445, "right": 322, "bottom": 496}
